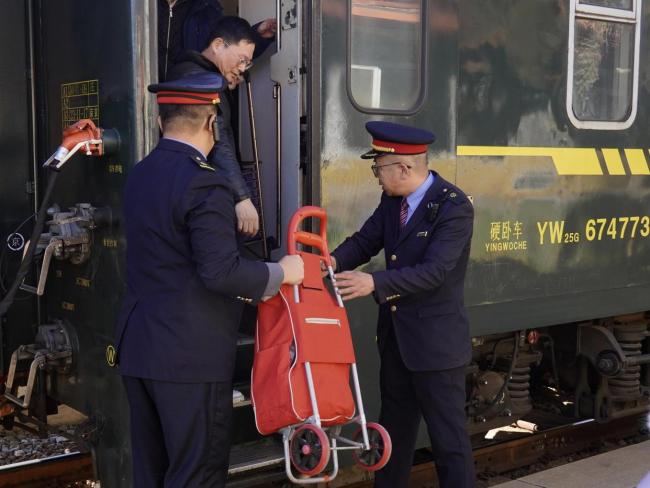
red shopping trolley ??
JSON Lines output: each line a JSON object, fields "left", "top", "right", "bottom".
{"left": 251, "top": 206, "right": 392, "bottom": 483}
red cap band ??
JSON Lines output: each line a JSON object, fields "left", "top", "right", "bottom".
{"left": 372, "top": 138, "right": 428, "bottom": 155}
{"left": 156, "top": 91, "right": 220, "bottom": 105}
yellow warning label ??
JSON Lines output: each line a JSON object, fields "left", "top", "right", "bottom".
{"left": 61, "top": 79, "right": 99, "bottom": 128}
{"left": 105, "top": 345, "right": 117, "bottom": 367}
{"left": 61, "top": 301, "right": 76, "bottom": 311}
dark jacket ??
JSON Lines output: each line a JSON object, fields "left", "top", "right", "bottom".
{"left": 167, "top": 51, "right": 250, "bottom": 202}
{"left": 157, "top": 0, "right": 194, "bottom": 82}
{"left": 115, "top": 139, "right": 269, "bottom": 382}
{"left": 332, "top": 172, "right": 474, "bottom": 372}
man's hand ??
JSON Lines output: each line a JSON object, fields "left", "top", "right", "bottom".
{"left": 257, "top": 18, "right": 277, "bottom": 39}
{"left": 235, "top": 199, "right": 259, "bottom": 237}
{"left": 334, "top": 271, "right": 374, "bottom": 301}
{"left": 320, "top": 256, "right": 337, "bottom": 277}
{"left": 279, "top": 255, "right": 304, "bottom": 285}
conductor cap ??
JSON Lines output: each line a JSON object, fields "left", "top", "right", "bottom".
{"left": 361, "top": 121, "right": 436, "bottom": 159}
{"left": 147, "top": 72, "right": 225, "bottom": 105}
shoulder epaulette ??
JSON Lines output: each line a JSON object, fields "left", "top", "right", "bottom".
{"left": 190, "top": 154, "right": 215, "bottom": 172}
{"left": 441, "top": 187, "right": 466, "bottom": 205}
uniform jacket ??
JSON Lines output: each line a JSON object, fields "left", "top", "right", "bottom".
{"left": 167, "top": 51, "right": 250, "bottom": 203}
{"left": 332, "top": 171, "right": 474, "bottom": 372}
{"left": 115, "top": 138, "right": 269, "bottom": 382}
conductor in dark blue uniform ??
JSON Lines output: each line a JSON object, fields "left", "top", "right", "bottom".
{"left": 331, "top": 121, "right": 475, "bottom": 488}
{"left": 115, "top": 72, "right": 303, "bottom": 488}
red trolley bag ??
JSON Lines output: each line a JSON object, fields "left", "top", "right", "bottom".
{"left": 251, "top": 206, "right": 391, "bottom": 483}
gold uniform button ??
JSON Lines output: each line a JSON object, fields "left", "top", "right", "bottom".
{"left": 390, "top": 305, "right": 397, "bottom": 312}
{"left": 390, "top": 254, "right": 397, "bottom": 261}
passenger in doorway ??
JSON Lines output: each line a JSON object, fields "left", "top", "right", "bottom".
{"left": 159, "top": 1, "right": 276, "bottom": 237}
{"left": 115, "top": 72, "right": 303, "bottom": 488}
{"left": 167, "top": 16, "right": 272, "bottom": 238}
{"left": 330, "top": 121, "right": 476, "bottom": 488}
{"left": 158, "top": 0, "right": 276, "bottom": 82}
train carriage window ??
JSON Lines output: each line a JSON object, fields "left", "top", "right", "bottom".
{"left": 348, "top": 0, "right": 426, "bottom": 113}
{"left": 567, "top": 0, "right": 642, "bottom": 129}
{"left": 579, "top": 0, "right": 634, "bottom": 11}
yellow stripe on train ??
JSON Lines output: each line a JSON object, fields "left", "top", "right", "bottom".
{"left": 456, "top": 146, "right": 650, "bottom": 176}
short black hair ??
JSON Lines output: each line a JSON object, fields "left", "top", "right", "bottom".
{"left": 159, "top": 104, "right": 217, "bottom": 132}
{"left": 203, "top": 16, "right": 257, "bottom": 50}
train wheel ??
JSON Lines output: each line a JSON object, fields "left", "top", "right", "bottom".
{"left": 289, "top": 424, "right": 330, "bottom": 476}
{"left": 352, "top": 422, "right": 392, "bottom": 472}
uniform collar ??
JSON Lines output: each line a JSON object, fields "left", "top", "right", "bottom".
{"left": 157, "top": 137, "right": 207, "bottom": 161}
{"left": 162, "top": 136, "right": 207, "bottom": 158}
{"left": 405, "top": 171, "right": 434, "bottom": 211}
{"left": 392, "top": 171, "right": 448, "bottom": 249}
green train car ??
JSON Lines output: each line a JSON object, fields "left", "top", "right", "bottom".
{"left": 0, "top": 0, "right": 648, "bottom": 486}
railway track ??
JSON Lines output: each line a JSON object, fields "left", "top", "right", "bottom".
{"left": 0, "top": 413, "right": 644, "bottom": 487}
{"left": 419, "top": 416, "right": 642, "bottom": 487}
{"left": 0, "top": 452, "right": 93, "bottom": 488}
{"left": 331, "top": 413, "right": 647, "bottom": 488}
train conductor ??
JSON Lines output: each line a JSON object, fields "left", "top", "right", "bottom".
{"left": 115, "top": 72, "right": 304, "bottom": 487}
{"left": 330, "top": 121, "right": 476, "bottom": 488}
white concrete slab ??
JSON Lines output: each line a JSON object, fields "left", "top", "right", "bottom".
{"left": 490, "top": 440, "right": 650, "bottom": 488}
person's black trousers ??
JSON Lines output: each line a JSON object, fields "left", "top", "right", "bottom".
{"left": 122, "top": 376, "right": 233, "bottom": 488}
{"left": 374, "top": 328, "right": 475, "bottom": 488}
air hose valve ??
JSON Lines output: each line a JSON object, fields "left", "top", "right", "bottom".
{"left": 43, "top": 118, "right": 120, "bottom": 170}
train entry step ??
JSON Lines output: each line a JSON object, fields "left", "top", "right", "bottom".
{"left": 492, "top": 440, "right": 650, "bottom": 488}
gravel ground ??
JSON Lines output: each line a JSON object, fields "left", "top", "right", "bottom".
{"left": 0, "top": 424, "right": 80, "bottom": 466}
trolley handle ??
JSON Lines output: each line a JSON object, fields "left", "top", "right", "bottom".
{"left": 287, "top": 206, "right": 344, "bottom": 307}
{"left": 287, "top": 206, "right": 331, "bottom": 266}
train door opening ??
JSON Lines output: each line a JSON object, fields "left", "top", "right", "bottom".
{"left": 157, "top": 0, "right": 308, "bottom": 474}
{"left": 238, "top": 0, "right": 304, "bottom": 257}
{"left": 157, "top": 0, "right": 305, "bottom": 255}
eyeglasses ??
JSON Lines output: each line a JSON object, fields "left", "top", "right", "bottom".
{"left": 223, "top": 41, "right": 254, "bottom": 71}
{"left": 370, "top": 162, "right": 411, "bottom": 177}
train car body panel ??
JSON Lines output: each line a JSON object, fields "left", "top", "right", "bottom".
{"left": 319, "top": 0, "right": 650, "bottom": 337}
{"left": 0, "top": 1, "right": 39, "bottom": 376}
{"left": 456, "top": 0, "right": 650, "bottom": 335}
{"left": 2, "top": 1, "right": 157, "bottom": 485}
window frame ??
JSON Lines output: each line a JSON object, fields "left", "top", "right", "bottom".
{"left": 577, "top": 0, "right": 636, "bottom": 19}
{"left": 566, "top": 0, "right": 643, "bottom": 130}
{"left": 346, "top": 0, "right": 429, "bottom": 115}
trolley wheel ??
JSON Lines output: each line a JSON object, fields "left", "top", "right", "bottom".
{"left": 352, "top": 422, "right": 392, "bottom": 472}
{"left": 289, "top": 424, "right": 331, "bottom": 476}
